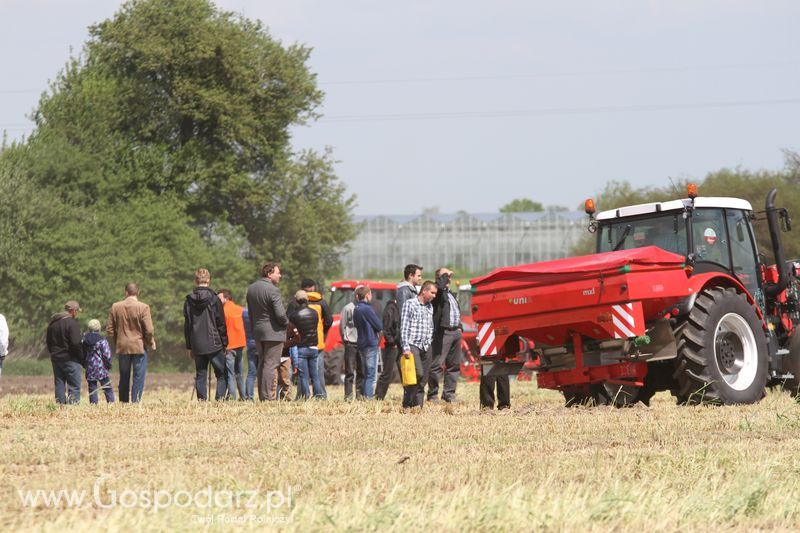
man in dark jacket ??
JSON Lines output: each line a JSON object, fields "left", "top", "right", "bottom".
{"left": 288, "top": 290, "right": 324, "bottom": 399}
{"left": 46, "top": 300, "right": 83, "bottom": 404}
{"left": 396, "top": 264, "right": 422, "bottom": 354}
{"left": 246, "top": 262, "right": 288, "bottom": 401}
{"left": 184, "top": 268, "right": 228, "bottom": 401}
{"left": 353, "top": 286, "right": 383, "bottom": 400}
{"left": 428, "top": 267, "right": 463, "bottom": 403}
{"left": 295, "top": 279, "right": 332, "bottom": 397}
{"left": 375, "top": 296, "right": 400, "bottom": 400}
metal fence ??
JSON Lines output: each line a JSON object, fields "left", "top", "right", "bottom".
{"left": 342, "top": 211, "right": 589, "bottom": 278}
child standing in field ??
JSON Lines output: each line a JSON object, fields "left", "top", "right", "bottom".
{"left": 82, "top": 319, "right": 115, "bottom": 404}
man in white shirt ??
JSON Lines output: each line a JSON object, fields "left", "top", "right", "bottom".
{"left": 0, "top": 313, "right": 8, "bottom": 380}
{"left": 339, "top": 294, "right": 361, "bottom": 400}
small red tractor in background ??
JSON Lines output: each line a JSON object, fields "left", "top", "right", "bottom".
{"left": 323, "top": 280, "right": 396, "bottom": 384}
{"left": 322, "top": 280, "right": 490, "bottom": 384}
{"left": 471, "top": 186, "right": 800, "bottom": 406}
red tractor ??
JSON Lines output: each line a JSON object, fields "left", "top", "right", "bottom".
{"left": 323, "top": 280, "right": 396, "bottom": 384}
{"left": 322, "top": 280, "right": 490, "bottom": 384}
{"left": 471, "top": 186, "right": 800, "bottom": 406}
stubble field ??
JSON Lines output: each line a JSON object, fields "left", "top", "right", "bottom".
{"left": 1, "top": 377, "right": 800, "bottom": 532}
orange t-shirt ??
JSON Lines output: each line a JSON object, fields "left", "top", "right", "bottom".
{"left": 223, "top": 301, "right": 247, "bottom": 350}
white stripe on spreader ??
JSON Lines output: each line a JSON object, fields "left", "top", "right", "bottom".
{"left": 481, "top": 330, "right": 496, "bottom": 356}
{"left": 612, "top": 315, "right": 635, "bottom": 339}
{"left": 612, "top": 304, "right": 635, "bottom": 330}
{"left": 478, "top": 321, "right": 492, "bottom": 341}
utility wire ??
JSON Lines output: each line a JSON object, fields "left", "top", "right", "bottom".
{"left": 1, "top": 60, "right": 797, "bottom": 93}
{"left": 4, "top": 97, "right": 799, "bottom": 129}
{"left": 320, "top": 60, "right": 800, "bottom": 86}
{"left": 320, "top": 97, "right": 800, "bottom": 123}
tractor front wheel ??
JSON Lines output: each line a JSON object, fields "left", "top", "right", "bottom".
{"left": 673, "top": 287, "right": 768, "bottom": 405}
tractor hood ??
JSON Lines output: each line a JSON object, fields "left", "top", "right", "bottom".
{"left": 471, "top": 246, "right": 685, "bottom": 286}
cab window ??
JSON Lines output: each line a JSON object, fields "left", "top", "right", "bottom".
{"left": 598, "top": 212, "right": 687, "bottom": 255}
{"left": 692, "top": 208, "right": 730, "bottom": 268}
{"left": 725, "top": 209, "right": 760, "bottom": 295}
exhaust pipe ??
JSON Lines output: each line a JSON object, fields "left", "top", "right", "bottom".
{"left": 765, "top": 188, "right": 789, "bottom": 298}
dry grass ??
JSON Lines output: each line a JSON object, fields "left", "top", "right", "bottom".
{"left": 1, "top": 380, "right": 800, "bottom": 532}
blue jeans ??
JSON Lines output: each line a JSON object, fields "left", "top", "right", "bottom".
{"left": 360, "top": 346, "right": 380, "bottom": 400}
{"left": 118, "top": 353, "right": 147, "bottom": 403}
{"left": 246, "top": 346, "right": 258, "bottom": 400}
{"left": 195, "top": 350, "right": 227, "bottom": 401}
{"left": 88, "top": 377, "right": 115, "bottom": 404}
{"left": 233, "top": 348, "right": 245, "bottom": 398}
{"left": 296, "top": 347, "right": 323, "bottom": 400}
{"left": 223, "top": 349, "right": 244, "bottom": 400}
{"left": 52, "top": 359, "right": 82, "bottom": 404}
{"left": 316, "top": 353, "right": 327, "bottom": 399}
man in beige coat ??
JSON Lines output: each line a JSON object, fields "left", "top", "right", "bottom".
{"left": 107, "top": 282, "right": 156, "bottom": 403}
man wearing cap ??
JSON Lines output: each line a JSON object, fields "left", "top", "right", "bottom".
{"left": 46, "top": 301, "right": 83, "bottom": 404}
{"left": 107, "top": 282, "right": 156, "bottom": 403}
{"left": 295, "top": 278, "right": 332, "bottom": 397}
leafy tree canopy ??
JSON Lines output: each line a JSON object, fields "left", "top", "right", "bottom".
{"left": 0, "top": 0, "right": 355, "bottom": 359}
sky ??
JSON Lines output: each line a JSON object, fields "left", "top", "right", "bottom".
{"left": 1, "top": 1, "right": 799, "bottom": 214}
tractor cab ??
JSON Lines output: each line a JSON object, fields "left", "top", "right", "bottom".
{"left": 594, "top": 196, "right": 763, "bottom": 304}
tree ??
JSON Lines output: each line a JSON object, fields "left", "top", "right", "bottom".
{"left": 0, "top": 0, "right": 355, "bottom": 358}
{"left": 500, "top": 198, "right": 544, "bottom": 213}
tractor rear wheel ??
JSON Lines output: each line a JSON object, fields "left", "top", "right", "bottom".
{"left": 324, "top": 348, "right": 344, "bottom": 385}
{"left": 673, "top": 287, "right": 768, "bottom": 405}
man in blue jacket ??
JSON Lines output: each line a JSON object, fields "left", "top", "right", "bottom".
{"left": 352, "top": 285, "right": 383, "bottom": 400}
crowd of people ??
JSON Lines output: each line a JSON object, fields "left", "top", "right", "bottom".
{"left": 1, "top": 261, "right": 510, "bottom": 410}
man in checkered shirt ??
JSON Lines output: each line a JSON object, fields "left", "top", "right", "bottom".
{"left": 400, "top": 280, "right": 438, "bottom": 408}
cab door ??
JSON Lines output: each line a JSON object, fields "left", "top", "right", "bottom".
{"left": 725, "top": 209, "right": 761, "bottom": 297}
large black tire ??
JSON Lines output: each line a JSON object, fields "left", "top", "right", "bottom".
{"left": 324, "top": 348, "right": 344, "bottom": 385}
{"left": 673, "top": 287, "right": 768, "bottom": 405}
{"left": 564, "top": 381, "right": 655, "bottom": 407}
{"left": 781, "top": 331, "right": 800, "bottom": 396}
{"left": 602, "top": 381, "right": 657, "bottom": 407}
{"left": 563, "top": 385, "right": 609, "bottom": 407}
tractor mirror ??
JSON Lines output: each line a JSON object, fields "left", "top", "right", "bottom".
{"left": 736, "top": 222, "right": 745, "bottom": 242}
{"left": 780, "top": 209, "right": 792, "bottom": 232}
